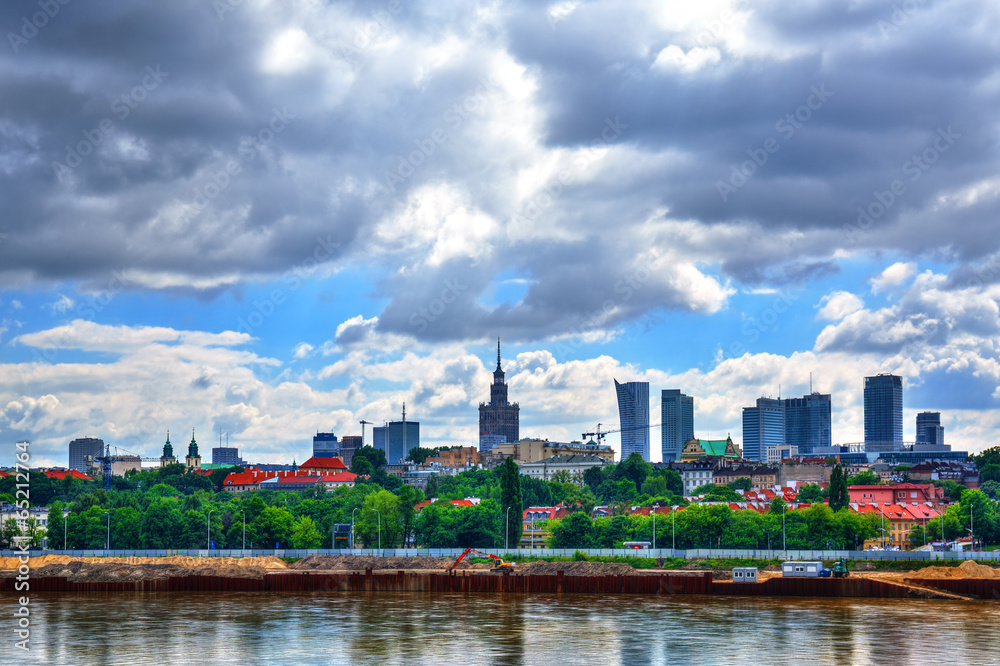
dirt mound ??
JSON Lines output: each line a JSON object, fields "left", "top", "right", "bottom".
{"left": 291, "top": 555, "right": 482, "bottom": 571}
{"left": 513, "top": 560, "right": 637, "bottom": 576}
{"left": 906, "top": 560, "right": 1000, "bottom": 580}
{"left": 0, "top": 554, "right": 287, "bottom": 571}
{"left": 21, "top": 560, "right": 271, "bottom": 582}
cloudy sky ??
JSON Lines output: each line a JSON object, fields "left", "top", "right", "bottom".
{"left": 2, "top": 0, "right": 999, "bottom": 467}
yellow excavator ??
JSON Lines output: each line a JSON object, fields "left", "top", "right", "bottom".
{"left": 447, "top": 547, "right": 515, "bottom": 573}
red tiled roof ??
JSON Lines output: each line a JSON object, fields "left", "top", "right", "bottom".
{"left": 319, "top": 472, "right": 357, "bottom": 483}
{"left": 44, "top": 468, "right": 92, "bottom": 480}
{"left": 223, "top": 469, "right": 277, "bottom": 486}
{"left": 300, "top": 456, "right": 348, "bottom": 470}
{"left": 415, "top": 498, "right": 477, "bottom": 512}
{"left": 0, "top": 470, "right": 9, "bottom": 477}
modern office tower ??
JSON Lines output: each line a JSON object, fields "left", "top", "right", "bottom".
{"left": 338, "top": 435, "right": 361, "bottom": 467}
{"left": 742, "top": 398, "right": 785, "bottom": 462}
{"left": 373, "top": 418, "right": 420, "bottom": 464}
{"left": 312, "top": 432, "right": 339, "bottom": 458}
{"left": 212, "top": 446, "right": 244, "bottom": 466}
{"left": 68, "top": 436, "right": 105, "bottom": 474}
{"left": 661, "top": 389, "right": 694, "bottom": 463}
{"left": 615, "top": 380, "right": 650, "bottom": 462}
{"left": 782, "top": 392, "right": 832, "bottom": 456}
{"left": 479, "top": 338, "right": 520, "bottom": 443}
{"left": 864, "top": 374, "right": 903, "bottom": 450}
{"left": 916, "top": 412, "right": 945, "bottom": 446}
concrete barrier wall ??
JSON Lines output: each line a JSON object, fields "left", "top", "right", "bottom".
{"left": 3, "top": 547, "right": 998, "bottom": 561}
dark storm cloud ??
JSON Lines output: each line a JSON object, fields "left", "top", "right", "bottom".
{"left": 1, "top": 0, "right": 998, "bottom": 340}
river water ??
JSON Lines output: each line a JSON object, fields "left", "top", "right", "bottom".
{"left": 4, "top": 592, "right": 999, "bottom": 664}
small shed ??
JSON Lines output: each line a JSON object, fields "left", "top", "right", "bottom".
{"left": 781, "top": 561, "right": 823, "bottom": 577}
{"left": 732, "top": 567, "right": 758, "bottom": 582}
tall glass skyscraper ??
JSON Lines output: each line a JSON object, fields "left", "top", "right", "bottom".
{"left": 783, "top": 392, "right": 831, "bottom": 456}
{"left": 864, "top": 374, "right": 903, "bottom": 450}
{"left": 916, "top": 411, "right": 945, "bottom": 446}
{"left": 615, "top": 380, "right": 650, "bottom": 462}
{"left": 661, "top": 389, "right": 694, "bottom": 463}
{"left": 742, "top": 398, "right": 784, "bottom": 462}
{"left": 373, "top": 420, "right": 420, "bottom": 464}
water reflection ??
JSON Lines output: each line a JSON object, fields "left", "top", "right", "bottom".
{"left": 3, "top": 592, "right": 999, "bottom": 665}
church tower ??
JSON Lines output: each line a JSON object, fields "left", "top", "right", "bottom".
{"left": 185, "top": 429, "right": 202, "bottom": 472}
{"left": 160, "top": 430, "right": 178, "bottom": 467}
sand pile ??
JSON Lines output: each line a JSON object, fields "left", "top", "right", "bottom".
{"left": 513, "top": 560, "right": 637, "bottom": 576}
{"left": 0, "top": 555, "right": 287, "bottom": 573}
{"left": 13, "top": 560, "right": 271, "bottom": 582}
{"left": 907, "top": 560, "right": 1000, "bottom": 580}
{"left": 291, "top": 555, "right": 485, "bottom": 571}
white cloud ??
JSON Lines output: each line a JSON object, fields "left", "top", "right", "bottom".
{"left": 816, "top": 291, "right": 864, "bottom": 321}
{"left": 48, "top": 295, "right": 74, "bottom": 314}
{"left": 293, "top": 342, "right": 314, "bottom": 359}
{"left": 872, "top": 262, "right": 917, "bottom": 294}
{"left": 652, "top": 45, "right": 722, "bottom": 73}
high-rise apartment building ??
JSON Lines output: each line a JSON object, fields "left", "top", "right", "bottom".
{"left": 916, "top": 412, "right": 945, "bottom": 446}
{"left": 338, "top": 435, "right": 361, "bottom": 468}
{"left": 782, "top": 392, "right": 832, "bottom": 456}
{"left": 864, "top": 374, "right": 903, "bottom": 450}
{"left": 68, "top": 436, "right": 104, "bottom": 474}
{"left": 742, "top": 398, "right": 785, "bottom": 462}
{"left": 615, "top": 380, "right": 650, "bottom": 462}
{"left": 661, "top": 389, "right": 694, "bottom": 463}
{"left": 479, "top": 339, "right": 520, "bottom": 443}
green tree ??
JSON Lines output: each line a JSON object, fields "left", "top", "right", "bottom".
{"left": 829, "top": 465, "right": 849, "bottom": 511}
{"left": 520, "top": 475, "right": 553, "bottom": 509}
{"left": 660, "top": 469, "right": 684, "bottom": 496}
{"left": 548, "top": 512, "right": 595, "bottom": 548}
{"left": 727, "top": 477, "right": 752, "bottom": 492}
{"left": 1, "top": 518, "right": 20, "bottom": 549}
{"left": 291, "top": 516, "right": 323, "bottom": 548}
{"left": 357, "top": 490, "right": 402, "bottom": 548}
{"left": 353, "top": 446, "right": 387, "bottom": 470}
{"left": 583, "top": 466, "right": 605, "bottom": 493}
{"left": 974, "top": 446, "right": 1000, "bottom": 469}
{"left": 397, "top": 484, "right": 424, "bottom": 547}
{"left": 47, "top": 500, "right": 66, "bottom": 549}
{"left": 979, "top": 464, "right": 1000, "bottom": 484}
{"left": 796, "top": 483, "right": 827, "bottom": 504}
{"left": 499, "top": 458, "right": 523, "bottom": 548}
{"left": 351, "top": 456, "right": 374, "bottom": 477}
{"left": 254, "top": 505, "right": 295, "bottom": 548}
{"left": 848, "top": 470, "right": 880, "bottom": 486}
{"left": 641, "top": 475, "right": 668, "bottom": 497}
{"left": 141, "top": 499, "right": 181, "bottom": 548}
{"left": 112, "top": 507, "right": 143, "bottom": 549}
{"left": 408, "top": 447, "right": 437, "bottom": 464}
{"left": 453, "top": 499, "right": 502, "bottom": 548}
{"left": 615, "top": 453, "right": 652, "bottom": 489}
{"left": 425, "top": 473, "right": 439, "bottom": 499}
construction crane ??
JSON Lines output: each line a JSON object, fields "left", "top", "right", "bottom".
{"left": 582, "top": 422, "right": 663, "bottom": 442}
{"left": 88, "top": 444, "right": 162, "bottom": 490}
{"left": 359, "top": 420, "right": 373, "bottom": 447}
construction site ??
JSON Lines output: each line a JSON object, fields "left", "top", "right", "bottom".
{"left": 3, "top": 555, "right": 1000, "bottom": 600}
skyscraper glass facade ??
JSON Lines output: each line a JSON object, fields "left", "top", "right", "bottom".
{"left": 615, "top": 380, "right": 650, "bottom": 462}
{"left": 782, "top": 392, "right": 832, "bottom": 456}
{"left": 916, "top": 411, "right": 945, "bottom": 446}
{"left": 864, "top": 374, "right": 903, "bottom": 449}
{"left": 373, "top": 421, "right": 420, "bottom": 464}
{"left": 661, "top": 389, "right": 694, "bottom": 463}
{"left": 742, "top": 398, "right": 784, "bottom": 462}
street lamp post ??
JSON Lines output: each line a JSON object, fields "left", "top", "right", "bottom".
{"left": 104, "top": 511, "right": 111, "bottom": 550}
{"left": 672, "top": 504, "right": 676, "bottom": 552}
{"left": 351, "top": 508, "right": 358, "bottom": 550}
{"left": 652, "top": 504, "right": 659, "bottom": 551}
{"left": 505, "top": 506, "right": 511, "bottom": 551}
{"left": 63, "top": 514, "right": 68, "bottom": 551}
{"left": 207, "top": 510, "right": 215, "bottom": 550}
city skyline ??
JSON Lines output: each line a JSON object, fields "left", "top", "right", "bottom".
{"left": 3, "top": 2, "right": 1000, "bottom": 467}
